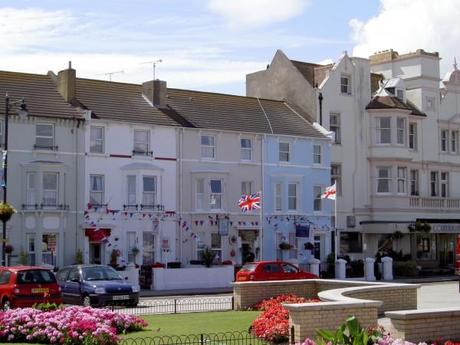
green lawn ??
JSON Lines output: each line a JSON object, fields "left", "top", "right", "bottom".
{"left": 122, "top": 310, "right": 260, "bottom": 339}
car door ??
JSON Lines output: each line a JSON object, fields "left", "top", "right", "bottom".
{"left": 280, "top": 262, "right": 301, "bottom": 280}
{"left": 261, "top": 263, "right": 283, "bottom": 280}
{"left": 56, "top": 268, "right": 71, "bottom": 302}
{"left": 0, "top": 269, "right": 12, "bottom": 302}
{"left": 64, "top": 268, "right": 82, "bottom": 305}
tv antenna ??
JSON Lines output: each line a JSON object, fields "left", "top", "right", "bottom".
{"left": 140, "top": 59, "right": 163, "bottom": 81}
{"left": 97, "top": 70, "right": 124, "bottom": 81}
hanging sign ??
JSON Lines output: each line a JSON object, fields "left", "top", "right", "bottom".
{"left": 295, "top": 224, "right": 310, "bottom": 238}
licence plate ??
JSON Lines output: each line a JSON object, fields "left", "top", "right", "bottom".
{"left": 31, "top": 288, "right": 49, "bottom": 294}
{"left": 112, "top": 295, "right": 129, "bottom": 300}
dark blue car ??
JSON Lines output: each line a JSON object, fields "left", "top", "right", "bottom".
{"left": 56, "top": 265, "right": 140, "bottom": 307}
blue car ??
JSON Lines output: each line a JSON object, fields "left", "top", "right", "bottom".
{"left": 56, "top": 265, "right": 140, "bottom": 307}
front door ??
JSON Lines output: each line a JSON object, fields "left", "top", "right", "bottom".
{"left": 439, "top": 234, "right": 455, "bottom": 268}
{"left": 89, "top": 243, "right": 101, "bottom": 264}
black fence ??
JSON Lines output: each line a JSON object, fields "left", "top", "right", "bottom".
{"left": 119, "top": 331, "right": 292, "bottom": 345}
{"left": 110, "top": 296, "right": 234, "bottom": 315}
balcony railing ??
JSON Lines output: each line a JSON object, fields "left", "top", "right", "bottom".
{"left": 22, "top": 204, "right": 70, "bottom": 210}
{"left": 123, "top": 204, "right": 165, "bottom": 212}
{"left": 409, "top": 197, "right": 460, "bottom": 209}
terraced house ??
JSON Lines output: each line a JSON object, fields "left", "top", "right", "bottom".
{"left": 1, "top": 65, "right": 331, "bottom": 275}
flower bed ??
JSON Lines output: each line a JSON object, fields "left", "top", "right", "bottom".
{"left": 251, "top": 294, "right": 320, "bottom": 343}
{"left": 0, "top": 306, "right": 147, "bottom": 344}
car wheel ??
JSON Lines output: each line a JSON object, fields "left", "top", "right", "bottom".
{"left": 2, "top": 298, "right": 11, "bottom": 311}
{"left": 82, "top": 295, "right": 91, "bottom": 307}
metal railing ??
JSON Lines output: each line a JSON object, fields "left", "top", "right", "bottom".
{"left": 110, "top": 296, "right": 234, "bottom": 315}
{"left": 119, "top": 331, "right": 289, "bottom": 345}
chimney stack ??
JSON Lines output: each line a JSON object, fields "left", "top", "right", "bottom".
{"left": 142, "top": 79, "right": 167, "bottom": 108}
{"left": 57, "top": 61, "right": 76, "bottom": 102}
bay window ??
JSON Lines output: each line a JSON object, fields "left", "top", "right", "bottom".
{"left": 142, "top": 176, "right": 156, "bottom": 206}
{"left": 42, "top": 172, "right": 58, "bottom": 207}
{"left": 377, "top": 167, "right": 392, "bottom": 193}
{"left": 441, "top": 172, "right": 449, "bottom": 198}
{"left": 397, "top": 167, "right": 407, "bottom": 194}
{"left": 430, "top": 171, "right": 439, "bottom": 197}
{"left": 210, "top": 179, "right": 222, "bottom": 209}
{"left": 397, "top": 118, "right": 406, "bottom": 145}
{"left": 410, "top": 170, "right": 419, "bottom": 196}
{"left": 376, "top": 117, "right": 391, "bottom": 144}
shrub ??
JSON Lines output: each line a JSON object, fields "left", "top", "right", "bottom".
{"left": 251, "top": 294, "right": 319, "bottom": 343}
{"left": 394, "top": 260, "right": 418, "bottom": 277}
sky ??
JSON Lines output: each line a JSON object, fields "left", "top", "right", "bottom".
{"left": 1, "top": 0, "right": 460, "bottom": 95}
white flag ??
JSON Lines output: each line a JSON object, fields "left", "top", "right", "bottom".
{"left": 321, "top": 183, "right": 336, "bottom": 200}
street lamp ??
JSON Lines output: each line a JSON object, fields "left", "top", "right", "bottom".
{"left": 2, "top": 93, "right": 28, "bottom": 266}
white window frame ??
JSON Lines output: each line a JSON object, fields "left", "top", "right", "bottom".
{"left": 376, "top": 166, "right": 392, "bottom": 194}
{"left": 441, "top": 172, "right": 449, "bottom": 198}
{"left": 409, "top": 123, "right": 417, "bottom": 150}
{"left": 313, "top": 144, "right": 322, "bottom": 165}
{"left": 340, "top": 74, "right": 351, "bottom": 95}
{"left": 329, "top": 113, "right": 341, "bottom": 144}
{"left": 210, "top": 233, "right": 222, "bottom": 264}
{"left": 451, "top": 130, "right": 458, "bottom": 154}
{"left": 396, "top": 117, "right": 406, "bottom": 145}
{"left": 133, "top": 129, "right": 151, "bottom": 155}
{"left": 274, "top": 182, "right": 283, "bottom": 212}
{"left": 209, "top": 179, "right": 222, "bottom": 210}
{"left": 26, "top": 172, "right": 36, "bottom": 205}
{"left": 240, "top": 138, "right": 252, "bottom": 161}
{"left": 313, "top": 185, "right": 322, "bottom": 212}
{"left": 441, "top": 130, "right": 448, "bottom": 153}
{"left": 142, "top": 176, "right": 157, "bottom": 206}
{"left": 35, "top": 123, "right": 55, "bottom": 150}
{"left": 376, "top": 117, "right": 391, "bottom": 144}
{"left": 201, "top": 135, "right": 215, "bottom": 159}
{"left": 287, "top": 183, "right": 298, "bottom": 211}
{"left": 127, "top": 175, "right": 137, "bottom": 205}
{"left": 430, "top": 171, "right": 439, "bottom": 197}
{"left": 89, "top": 174, "right": 105, "bottom": 206}
{"left": 397, "top": 167, "right": 407, "bottom": 194}
{"left": 241, "top": 181, "right": 252, "bottom": 196}
{"left": 410, "top": 169, "right": 419, "bottom": 196}
{"left": 279, "top": 142, "right": 291, "bottom": 162}
{"left": 196, "top": 178, "right": 205, "bottom": 210}
{"left": 42, "top": 172, "right": 59, "bottom": 207}
{"left": 90, "top": 126, "right": 105, "bottom": 153}
{"left": 331, "top": 164, "right": 342, "bottom": 196}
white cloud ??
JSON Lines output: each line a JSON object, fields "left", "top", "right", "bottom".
{"left": 0, "top": 8, "right": 74, "bottom": 52}
{"left": 350, "top": 0, "right": 460, "bottom": 75}
{"left": 207, "top": 0, "right": 310, "bottom": 29}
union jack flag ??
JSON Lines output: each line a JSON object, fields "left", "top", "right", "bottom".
{"left": 238, "top": 193, "right": 261, "bottom": 212}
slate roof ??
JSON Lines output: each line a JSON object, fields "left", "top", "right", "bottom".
{"left": 290, "top": 60, "right": 333, "bottom": 87}
{"left": 366, "top": 92, "right": 426, "bottom": 117}
{"left": 75, "top": 78, "right": 178, "bottom": 126}
{"left": 0, "top": 71, "right": 81, "bottom": 119}
{"left": 165, "top": 88, "right": 326, "bottom": 138}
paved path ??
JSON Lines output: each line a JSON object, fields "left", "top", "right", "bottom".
{"left": 417, "top": 281, "right": 460, "bottom": 309}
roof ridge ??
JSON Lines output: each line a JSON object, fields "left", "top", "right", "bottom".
{"left": 256, "top": 97, "right": 274, "bottom": 134}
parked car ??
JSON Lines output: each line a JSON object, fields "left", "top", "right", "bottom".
{"left": 235, "top": 261, "right": 318, "bottom": 281}
{"left": 56, "top": 265, "right": 140, "bottom": 307}
{"left": 0, "top": 266, "right": 62, "bottom": 310}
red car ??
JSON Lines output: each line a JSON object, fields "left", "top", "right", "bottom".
{"left": 0, "top": 266, "right": 62, "bottom": 310}
{"left": 236, "top": 261, "right": 318, "bottom": 282}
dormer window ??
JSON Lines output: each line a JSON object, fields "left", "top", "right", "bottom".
{"left": 396, "top": 89, "right": 404, "bottom": 101}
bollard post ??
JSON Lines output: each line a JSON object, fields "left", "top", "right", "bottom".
{"left": 364, "top": 257, "right": 376, "bottom": 281}
{"left": 382, "top": 256, "right": 394, "bottom": 280}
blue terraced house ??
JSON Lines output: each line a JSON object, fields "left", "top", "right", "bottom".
{"left": 262, "top": 124, "right": 333, "bottom": 263}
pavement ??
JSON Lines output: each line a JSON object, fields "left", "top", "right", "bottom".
{"left": 139, "top": 275, "right": 459, "bottom": 298}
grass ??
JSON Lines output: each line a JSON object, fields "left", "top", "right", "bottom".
{"left": 122, "top": 310, "right": 260, "bottom": 339}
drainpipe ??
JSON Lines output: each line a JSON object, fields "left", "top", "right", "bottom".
{"left": 318, "top": 92, "right": 324, "bottom": 125}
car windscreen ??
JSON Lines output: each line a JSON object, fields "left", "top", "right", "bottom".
{"left": 82, "top": 266, "right": 123, "bottom": 281}
{"left": 16, "top": 270, "right": 56, "bottom": 284}
{"left": 240, "top": 263, "right": 257, "bottom": 272}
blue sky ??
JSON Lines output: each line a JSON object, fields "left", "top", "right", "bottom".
{"left": 1, "top": 1, "right": 459, "bottom": 95}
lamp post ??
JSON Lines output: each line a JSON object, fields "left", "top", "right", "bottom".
{"left": 2, "top": 93, "right": 28, "bottom": 266}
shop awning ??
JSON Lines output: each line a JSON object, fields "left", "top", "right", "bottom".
{"left": 85, "top": 228, "right": 111, "bottom": 242}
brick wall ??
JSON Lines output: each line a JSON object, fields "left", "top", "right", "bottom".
{"left": 386, "top": 308, "right": 460, "bottom": 343}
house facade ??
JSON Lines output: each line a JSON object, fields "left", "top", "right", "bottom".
{"left": 0, "top": 71, "right": 84, "bottom": 267}
{"left": 248, "top": 48, "right": 460, "bottom": 272}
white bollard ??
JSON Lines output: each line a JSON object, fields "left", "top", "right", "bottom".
{"left": 307, "top": 258, "right": 321, "bottom": 277}
{"left": 381, "top": 256, "right": 394, "bottom": 280}
{"left": 335, "top": 259, "right": 347, "bottom": 279}
{"left": 364, "top": 257, "right": 376, "bottom": 281}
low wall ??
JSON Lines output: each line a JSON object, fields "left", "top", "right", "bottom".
{"left": 286, "top": 301, "right": 380, "bottom": 343}
{"left": 386, "top": 308, "right": 460, "bottom": 343}
{"left": 233, "top": 279, "right": 419, "bottom": 342}
{"left": 153, "top": 266, "right": 234, "bottom": 290}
